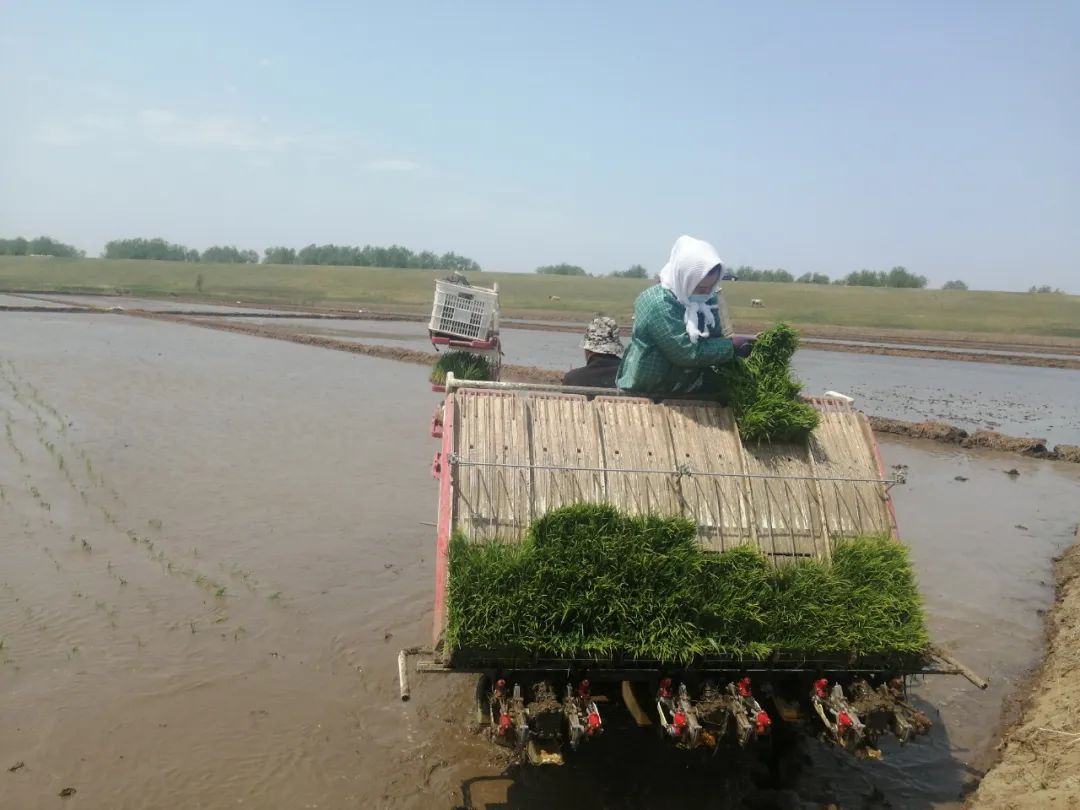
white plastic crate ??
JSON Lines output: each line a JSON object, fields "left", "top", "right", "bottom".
{"left": 428, "top": 280, "right": 498, "bottom": 341}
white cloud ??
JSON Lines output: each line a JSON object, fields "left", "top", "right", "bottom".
{"left": 258, "top": 57, "right": 274, "bottom": 68}
{"left": 80, "top": 113, "right": 124, "bottom": 133}
{"left": 137, "top": 108, "right": 295, "bottom": 152}
{"left": 366, "top": 159, "right": 420, "bottom": 172}
{"left": 37, "top": 114, "right": 124, "bottom": 145}
{"left": 38, "top": 123, "right": 83, "bottom": 146}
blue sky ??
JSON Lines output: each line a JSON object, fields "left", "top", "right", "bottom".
{"left": 1, "top": 1, "right": 1077, "bottom": 290}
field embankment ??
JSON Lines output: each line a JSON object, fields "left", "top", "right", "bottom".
{"left": 969, "top": 526, "right": 1080, "bottom": 808}
{"left": 2, "top": 256, "right": 1079, "bottom": 340}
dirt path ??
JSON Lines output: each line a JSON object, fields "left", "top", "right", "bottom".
{"left": 968, "top": 526, "right": 1080, "bottom": 808}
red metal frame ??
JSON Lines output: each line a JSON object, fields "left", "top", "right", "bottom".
{"left": 432, "top": 392, "right": 455, "bottom": 648}
{"left": 430, "top": 335, "right": 499, "bottom": 351}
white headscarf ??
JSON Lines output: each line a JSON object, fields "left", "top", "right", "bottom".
{"left": 658, "top": 235, "right": 724, "bottom": 344}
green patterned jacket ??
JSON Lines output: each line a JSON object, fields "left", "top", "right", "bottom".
{"left": 616, "top": 285, "right": 734, "bottom": 395}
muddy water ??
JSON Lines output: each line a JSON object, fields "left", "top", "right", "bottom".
{"left": 0, "top": 313, "right": 446, "bottom": 809}
{"left": 819, "top": 439, "right": 1080, "bottom": 808}
{"left": 226, "top": 317, "right": 1080, "bottom": 447}
{"left": 0, "top": 293, "right": 72, "bottom": 309}
{"left": 2, "top": 311, "right": 1079, "bottom": 809}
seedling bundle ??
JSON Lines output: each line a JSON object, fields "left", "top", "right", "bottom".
{"left": 446, "top": 504, "right": 927, "bottom": 663}
{"left": 717, "top": 323, "right": 820, "bottom": 442}
{"left": 430, "top": 351, "right": 494, "bottom": 386}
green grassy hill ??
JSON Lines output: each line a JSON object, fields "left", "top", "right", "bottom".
{"left": 2, "top": 256, "right": 1078, "bottom": 338}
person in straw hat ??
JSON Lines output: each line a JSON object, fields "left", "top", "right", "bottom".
{"left": 563, "top": 316, "right": 625, "bottom": 388}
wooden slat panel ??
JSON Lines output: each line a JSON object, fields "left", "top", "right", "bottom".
{"left": 528, "top": 394, "right": 605, "bottom": 514}
{"left": 664, "top": 402, "right": 756, "bottom": 552}
{"left": 809, "top": 410, "right": 893, "bottom": 539}
{"left": 453, "top": 390, "right": 531, "bottom": 541}
{"left": 739, "top": 441, "right": 827, "bottom": 562}
{"left": 592, "top": 397, "right": 683, "bottom": 517}
{"left": 448, "top": 390, "right": 893, "bottom": 563}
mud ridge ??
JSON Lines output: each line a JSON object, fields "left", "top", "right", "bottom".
{"left": 131, "top": 312, "right": 566, "bottom": 385}
{"left": 968, "top": 526, "right": 1080, "bottom": 808}
{"left": 869, "top": 417, "right": 1080, "bottom": 464}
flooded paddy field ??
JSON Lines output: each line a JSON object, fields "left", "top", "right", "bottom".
{"left": 0, "top": 294, "right": 73, "bottom": 309}
{"left": 218, "top": 316, "right": 1080, "bottom": 447}
{"left": 12, "top": 293, "right": 311, "bottom": 316}
{"left": 2, "top": 311, "right": 1078, "bottom": 809}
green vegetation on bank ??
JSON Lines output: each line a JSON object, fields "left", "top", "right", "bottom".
{"left": 1, "top": 256, "right": 1078, "bottom": 338}
{"left": 446, "top": 504, "right": 928, "bottom": 662}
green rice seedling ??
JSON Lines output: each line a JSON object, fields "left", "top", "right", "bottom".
{"left": 446, "top": 504, "right": 927, "bottom": 663}
{"left": 194, "top": 574, "right": 227, "bottom": 598}
{"left": 712, "top": 323, "right": 820, "bottom": 443}
{"left": 430, "top": 351, "right": 494, "bottom": 385}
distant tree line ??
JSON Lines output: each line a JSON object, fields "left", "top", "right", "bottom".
{"left": 734, "top": 266, "right": 797, "bottom": 283}
{"left": 1028, "top": 284, "right": 1064, "bottom": 294}
{"left": 4, "top": 234, "right": 993, "bottom": 292}
{"left": 840, "top": 267, "right": 928, "bottom": 288}
{"left": 105, "top": 238, "right": 201, "bottom": 262}
{"left": 93, "top": 237, "right": 481, "bottom": 270}
{"left": 202, "top": 245, "right": 260, "bottom": 264}
{"left": 532, "top": 261, "right": 936, "bottom": 288}
{"left": 264, "top": 244, "right": 480, "bottom": 271}
{"left": 535, "top": 263, "right": 649, "bottom": 278}
{"left": 0, "top": 236, "right": 83, "bottom": 258}
{"left": 536, "top": 263, "right": 588, "bottom": 276}
{"left": 728, "top": 265, "right": 927, "bottom": 288}
{"left": 611, "top": 264, "right": 649, "bottom": 279}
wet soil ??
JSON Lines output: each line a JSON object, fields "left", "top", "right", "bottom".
{"left": 968, "top": 529, "right": 1080, "bottom": 808}
{"left": 2, "top": 311, "right": 1079, "bottom": 809}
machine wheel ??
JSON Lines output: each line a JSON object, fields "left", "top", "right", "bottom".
{"left": 474, "top": 674, "right": 492, "bottom": 726}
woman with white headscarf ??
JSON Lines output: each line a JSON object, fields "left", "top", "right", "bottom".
{"left": 616, "top": 235, "right": 754, "bottom": 395}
